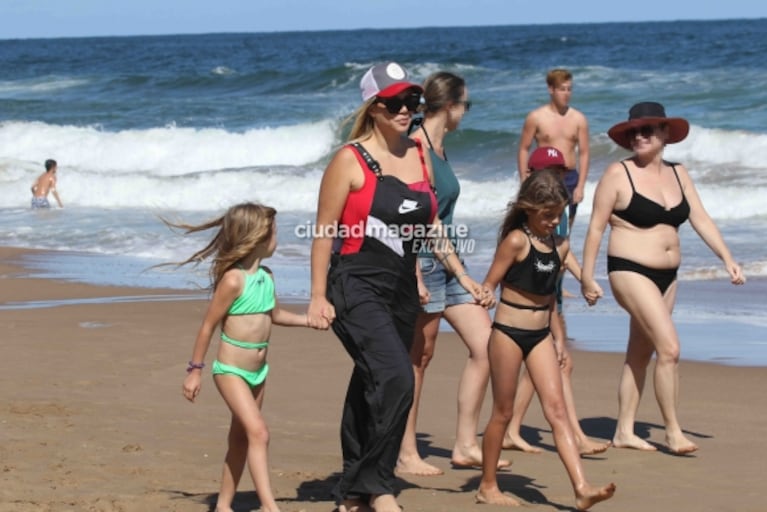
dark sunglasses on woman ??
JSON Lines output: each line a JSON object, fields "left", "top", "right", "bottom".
{"left": 627, "top": 124, "right": 662, "bottom": 140}
{"left": 378, "top": 92, "right": 422, "bottom": 114}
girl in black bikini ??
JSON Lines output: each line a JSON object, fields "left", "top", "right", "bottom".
{"left": 476, "top": 169, "right": 616, "bottom": 510}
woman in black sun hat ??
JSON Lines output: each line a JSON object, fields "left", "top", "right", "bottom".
{"left": 581, "top": 101, "right": 746, "bottom": 454}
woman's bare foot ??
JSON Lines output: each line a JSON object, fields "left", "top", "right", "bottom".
{"left": 395, "top": 453, "right": 444, "bottom": 476}
{"left": 575, "top": 483, "right": 616, "bottom": 510}
{"left": 666, "top": 433, "right": 699, "bottom": 455}
{"left": 577, "top": 437, "right": 612, "bottom": 455}
{"left": 612, "top": 433, "right": 657, "bottom": 451}
{"left": 502, "top": 433, "right": 542, "bottom": 453}
{"left": 369, "top": 493, "right": 401, "bottom": 512}
{"left": 452, "top": 445, "right": 511, "bottom": 469}
{"left": 338, "top": 498, "right": 372, "bottom": 512}
{"left": 475, "top": 487, "right": 521, "bottom": 506}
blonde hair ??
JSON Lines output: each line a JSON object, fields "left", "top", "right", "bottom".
{"left": 164, "top": 202, "right": 277, "bottom": 289}
{"left": 342, "top": 97, "right": 378, "bottom": 142}
{"left": 546, "top": 68, "right": 572, "bottom": 88}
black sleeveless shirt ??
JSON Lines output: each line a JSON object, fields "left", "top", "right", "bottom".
{"left": 502, "top": 233, "right": 561, "bottom": 296}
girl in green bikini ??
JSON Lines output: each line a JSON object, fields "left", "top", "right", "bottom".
{"left": 171, "top": 202, "right": 311, "bottom": 512}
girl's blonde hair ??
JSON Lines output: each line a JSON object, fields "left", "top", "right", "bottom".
{"left": 498, "top": 169, "right": 569, "bottom": 243}
{"left": 165, "top": 202, "right": 277, "bottom": 289}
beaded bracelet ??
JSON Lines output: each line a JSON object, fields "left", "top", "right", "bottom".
{"left": 186, "top": 361, "right": 205, "bottom": 372}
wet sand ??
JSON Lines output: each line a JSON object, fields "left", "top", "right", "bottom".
{"left": 1, "top": 246, "right": 766, "bottom": 512}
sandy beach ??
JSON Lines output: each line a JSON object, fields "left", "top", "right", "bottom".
{"left": 2, "top": 245, "right": 766, "bottom": 512}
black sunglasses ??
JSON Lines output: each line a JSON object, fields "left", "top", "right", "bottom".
{"left": 456, "top": 99, "right": 472, "bottom": 111}
{"left": 627, "top": 124, "right": 660, "bottom": 140}
{"left": 378, "top": 93, "right": 421, "bottom": 114}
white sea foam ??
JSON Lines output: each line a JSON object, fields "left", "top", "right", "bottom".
{"left": 0, "top": 120, "right": 337, "bottom": 175}
{"left": 0, "top": 77, "right": 90, "bottom": 96}
{"left": 2, "top": 120, "right": 766, "bottom": 219}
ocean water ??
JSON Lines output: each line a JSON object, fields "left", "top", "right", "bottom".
{"left": 1, "top": 20, "right": 765, "bottom": 364}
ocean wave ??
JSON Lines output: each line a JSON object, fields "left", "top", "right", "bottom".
{"left": 2, "top": 119, "right": 766, "bottom": 219}
{"left": 0, "top": 76, "right": 90, "bottom": 96}
{"left": 0, "top": 120, "right": 338, "bottom": 174}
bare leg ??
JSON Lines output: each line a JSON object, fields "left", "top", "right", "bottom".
{"left": 445, "top": 304, "right": 510, "bottom": 469}
{"left": 214, "top": 375, "right": 281, "bottom": 512}
{"left": 369, "top": 493, "right": 402, "bottom": 512}
{"left": 476, "top": 332, "right": 523, "bottom": 506}
{"left": 555, "top": 311, "right": 610, "bottom": 455}
{"left": 653, "top": 284, "right": 698, "bottom": 454}
{"left": 502, "top": 369, "right": 542, "bottom": 453}
{"left": 610, "top": 275, "right": 697, "bottom": 454}
{"left": 338, "top": 498, "right": 372, "bottom": 512}
{"left": 216, "top": 415, "right": 247, "bottom": 512}
{"left": 526, "top": 341, "right": 615, "bottom": 510}
{"left": 396, "top": 313, "right": 444, "bottom": 476}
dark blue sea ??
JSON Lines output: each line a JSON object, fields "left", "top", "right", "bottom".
{"left": 1, "top": 19, "right": 765, "bottom": 364}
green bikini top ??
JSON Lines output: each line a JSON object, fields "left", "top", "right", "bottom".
{"left": 227, "top": 266, "right": 275, "bottom": 315}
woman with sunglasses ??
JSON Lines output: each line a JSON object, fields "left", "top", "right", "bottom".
{"left": 307, "top": 62, "right": 484, "bottom": 512}
{"left": 581, "top": 102, "right": 745, "bottom": 454}
{"left": 395, "top": 71, "right": 508, "bottom": 477}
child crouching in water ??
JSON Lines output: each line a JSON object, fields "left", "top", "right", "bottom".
{"left": 476, "top": 170, "right": 615, "bottom": 510}
{"left": 171, "top": 202, "right": 311, "bottom": 512}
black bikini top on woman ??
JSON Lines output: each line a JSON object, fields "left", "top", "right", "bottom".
{"left": 612, "top": 160, "right": 690, "bottom": 228}
{"left": 502, "top": 233, "right": 561, "bottom": 296}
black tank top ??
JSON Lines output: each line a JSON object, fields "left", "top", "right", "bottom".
{"left": 612, "top": 160, "right": 690, "bottom": 228}
{"left": 335, "top": 141, "right": 437, "bottom": 270}
{"left": 502, "top": 233, "right": 561, "bottom": 296}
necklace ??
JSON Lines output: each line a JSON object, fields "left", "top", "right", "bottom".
{"left": 522, "top": 223, "right": 548, "bottom": 243}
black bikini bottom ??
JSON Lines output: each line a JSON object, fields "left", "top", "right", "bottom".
{"left": 607, "top": 255, "right": 678, "bottom": 295}
{"left": 492, "top": 321, "right": 550, "bottom": 359}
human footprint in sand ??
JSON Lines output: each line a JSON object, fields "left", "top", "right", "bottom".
{"left": 170, "top": 203, "right": 315, "bottom": 512}
{"left": 581, "top": 102, "right": 745, "bottom": 455}
{"left": 396, "top": 71, "right": 509, "bottom": 477}
{"left": 475, "top": 170, "right": 615, "bottom": 509}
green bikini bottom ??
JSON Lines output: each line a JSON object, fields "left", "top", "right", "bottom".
{"left": 212, "top": 360, "right": 269, "bottom": 388}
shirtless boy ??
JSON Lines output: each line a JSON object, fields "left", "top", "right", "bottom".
{"left": 517, "top": 69, "right": 589, "bottom": 227}
{"left": 30, "top": 159, "right": 63, "bottom": 208}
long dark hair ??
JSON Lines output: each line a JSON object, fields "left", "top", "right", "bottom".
{"left": 498, "top": 169, "right": 569, "bottom": 244}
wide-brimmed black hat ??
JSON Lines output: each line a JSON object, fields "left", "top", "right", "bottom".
{"left": 608, "top": 102, "right": 690, "bottom": 150}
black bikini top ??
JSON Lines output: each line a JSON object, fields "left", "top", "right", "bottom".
{"left": 502, "top": 233, "right": 561, "bottom": 296}
{"left": 612, "top": 160, "right": 690, "bottom": 229}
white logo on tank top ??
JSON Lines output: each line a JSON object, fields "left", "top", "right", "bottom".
{"left": 534, "top": 258, "right": 556, "bottom": 273}
{"left": 398, "top": 199, "right": 420, "bottom": 214}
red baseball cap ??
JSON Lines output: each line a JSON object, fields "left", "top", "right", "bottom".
{"left": 360, "top": 62, "right": 422, "bottom": 102}
{"left": 528, "top": 146, "right": 566, "bottom": 171}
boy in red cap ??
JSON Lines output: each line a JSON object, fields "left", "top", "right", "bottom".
{"left": 503, "top": 146, "right": 611, "bottom": 455}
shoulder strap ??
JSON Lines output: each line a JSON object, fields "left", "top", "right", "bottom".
{"left": 350, "top": 142, "right": 383, "bottom": 181}
{"left": 419, "top": 125, "right": 448, "bottom": 161}
{"left": 620, "top": 160, "right": 636, "bottom": 191}
{"left": 666, "top": 161, "right": 685, "bottom": 195}
{"left": 413, "top": 139, "right": 431, "bottom": 183}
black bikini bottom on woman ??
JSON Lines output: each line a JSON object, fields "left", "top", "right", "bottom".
{"left": 492, "top": 322, "right": 550, "bottom": 359}
{"left": 607, "top": 255, "right": 678, "bottom": 295}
